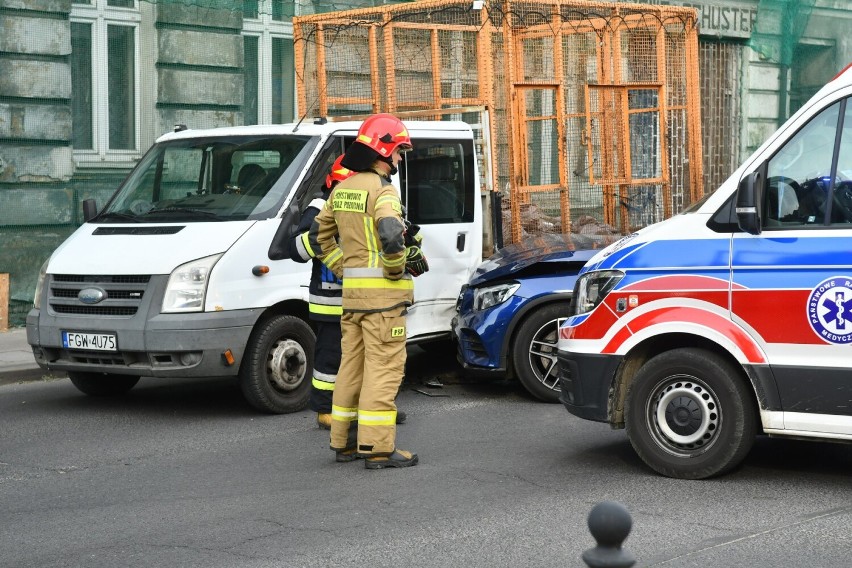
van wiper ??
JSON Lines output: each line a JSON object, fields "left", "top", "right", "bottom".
{"left": 142, "top": 207, "right": 224, "bottom": 221}
{"left": 96, "top": 211, "right": 141, "bottom": 223}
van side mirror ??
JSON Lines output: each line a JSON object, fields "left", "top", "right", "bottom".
{"left": 736, "top": 172, "right": 763, "bottom": 235}
{"left": 267, "top": 201, "right": 302, "bottom": 261}
{"left": 82, "top": 199, "right": 98, "bottom": 222}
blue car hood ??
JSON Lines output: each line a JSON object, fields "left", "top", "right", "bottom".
{"left": 469, "top": 234, "right": 603, "bottom": 286}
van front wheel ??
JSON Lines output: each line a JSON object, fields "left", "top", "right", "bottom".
{"left": 240, "top": 314, "right": 314, "bottom": 414}
{"left": 625, "top": 348, "right": 757, "bottom": 479}
{"left": 68, "top": 372, "right": 140, "bottom": 396}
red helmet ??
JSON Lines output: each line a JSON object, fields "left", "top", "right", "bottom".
{"left": 325, "top": 155, "right": 355, "bottom": 189}
{"left": 355, "top": 113, "right": 413, "bottom": 158}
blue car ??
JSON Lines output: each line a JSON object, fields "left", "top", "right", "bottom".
{"left": 452, "top": 234, "right": 600, "bottom": 402}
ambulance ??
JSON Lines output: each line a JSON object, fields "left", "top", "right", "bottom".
{"left": 557, "top": 63, "right": 852, "bottom": 479}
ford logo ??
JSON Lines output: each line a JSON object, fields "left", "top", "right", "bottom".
{"left": 78, "top": 287, "right": 106, "bottom": 304}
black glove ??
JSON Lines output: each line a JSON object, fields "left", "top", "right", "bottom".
{"left": 405, "top": 246, "right": 429, "bottom": 277}
{"left": 403, "top": 220, "right": 422, "bottom": 248}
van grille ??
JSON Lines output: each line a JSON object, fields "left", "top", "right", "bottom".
{"left": 52, "top": 305, "right": 138, "bottom": 316}
{"left": 48, "top": 274, "right": 151, "bottom": 317}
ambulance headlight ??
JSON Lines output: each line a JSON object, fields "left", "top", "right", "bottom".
{"left": 572, "top": 270, "right": 623, "bottom": 315}
{"left": 162, "top": 254, "right": 222, "bottom": 313}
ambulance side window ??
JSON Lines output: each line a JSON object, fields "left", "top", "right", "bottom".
{"left": 764, "top": 101, "right": 841, "bottom": 228}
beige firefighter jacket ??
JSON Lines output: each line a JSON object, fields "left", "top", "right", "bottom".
{"left": 309, "top": 170, "right": 413, "bottom": 313}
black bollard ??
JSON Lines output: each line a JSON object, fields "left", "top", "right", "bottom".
{"left": 581, "top": 501, "right": 636, "bottom": 568}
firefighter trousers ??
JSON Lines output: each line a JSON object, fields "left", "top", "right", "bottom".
{"left": 330, "top": 307, "right": 407, "bottom": 456}
{"left": 309, "top": 320, "right": 342, "bottom": 414}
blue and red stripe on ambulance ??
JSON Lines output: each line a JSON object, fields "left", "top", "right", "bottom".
{"left": 561, "top": 233, "right": 852, "bottom": 368}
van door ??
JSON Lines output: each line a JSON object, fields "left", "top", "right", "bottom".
{"left": 399, "top": 136, "right": 482, "bottom": 339}
{"left": 731, "top": 96, "right": 852, "bottom": 434}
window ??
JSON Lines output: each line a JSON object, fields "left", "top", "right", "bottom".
{"left": 763, "top": 99, "right": 852, "bottom": 228}
{"left": 243, "top": 1, "right": 296, "bottom": 125}
{"left": 71, "top": 0, "right": 141, "bottom": 159}
{"left": 401, "top": 140, "right": 475, "bottom": 224}
{"left": 333, "top": 135, "right": 475, "bottom": 225}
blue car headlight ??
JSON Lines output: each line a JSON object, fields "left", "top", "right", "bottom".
{"left": 572, "top": 270, "right": 624, "bottom": 315}
{"left": 472, "top": 282, "right": 520, "bottom": 311}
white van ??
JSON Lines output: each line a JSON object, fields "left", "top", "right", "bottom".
{"left": 557, "top": 63, "right": 852, "bottom": 479}
{"left": 26, "top": 120, "right": 482, "bottom": 413}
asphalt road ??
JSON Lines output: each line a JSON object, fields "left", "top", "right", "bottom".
{"left": 2, "top": 346, "right": 852, "bottom": 568}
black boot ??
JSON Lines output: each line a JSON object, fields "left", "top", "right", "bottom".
{"left": 365, "top": 449, "right": 418, "bottom": 469}
{"left": 333, "top": 422, "right": 360, "bottom": 463}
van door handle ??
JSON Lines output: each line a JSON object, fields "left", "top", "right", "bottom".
{"left": 456, "top": 232, "right": 466, "bottom": 252}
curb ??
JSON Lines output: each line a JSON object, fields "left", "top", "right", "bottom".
{"left": 0, "top": 368, "right": 66, "bottom": 387}
{"left": 0, "top": 327, "right": 65, "bottom": 387}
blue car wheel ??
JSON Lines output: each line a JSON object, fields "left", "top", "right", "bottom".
{"left": 511, "top": 301, "right": 571, "bottom": 402}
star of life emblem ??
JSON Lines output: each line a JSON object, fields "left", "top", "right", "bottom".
{"left": 808, "top": 277, "right": 852, "bottom": 344}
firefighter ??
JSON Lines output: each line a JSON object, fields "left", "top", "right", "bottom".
{"left": 288, "top": 155, "right": 409, "bottom": 429}
{"left": 309, "top": 113, "right": 429, "bottom": 469}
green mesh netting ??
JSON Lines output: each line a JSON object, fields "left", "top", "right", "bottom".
{"left": 3, "top": 0, "right": 407, "bottom": 327}
{"left": 748, "top": 0, "right": 816, "bottom": 66}
{"left": 137, "top": 0, "right": 413, "bottom": 16}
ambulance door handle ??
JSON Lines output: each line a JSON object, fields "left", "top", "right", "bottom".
{"left": 456, "top": 232, "right": 466, "bottom": 252}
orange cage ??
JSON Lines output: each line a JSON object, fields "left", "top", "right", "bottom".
{"left": 294, "top": 0, "right": 702, "bottom": 244}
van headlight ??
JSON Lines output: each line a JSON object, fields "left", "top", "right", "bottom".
{"left": 162, "top": 254, "right": 222, "bottom": 313}
{"left": 572, "top": 270, "right": 624, "bottom": 316}
{"left": 32, "top": 258, "right": 50, "bottom": 309}
{"left": 473, "top": 282, "right": 520, "bottom": 311}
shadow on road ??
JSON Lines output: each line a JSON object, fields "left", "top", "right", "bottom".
{"left": 28, "top": 376, "right": 258, "bottom": 418}
{"left": 16, "top": 341, "right": 533, "bottom": 419}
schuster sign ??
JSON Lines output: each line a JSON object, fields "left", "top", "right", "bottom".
{"left": 659, "top": 1, "right": 759, "bottom": 39}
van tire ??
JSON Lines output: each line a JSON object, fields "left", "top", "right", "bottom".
{"left": 68, "top": 372, "right": 140, "bottom": 396}
{"left": 240, "top": 314, "right": 314, "bottom": 414}
{"left": 511, "top": 302, "right": 571, "bottom": 403}
{"left": 625, "top": 348, "right": 757, "bottom": 479}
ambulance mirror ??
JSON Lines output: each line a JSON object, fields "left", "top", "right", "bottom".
{"left": 736, "top": 172, "right": 763, "bottom": 235}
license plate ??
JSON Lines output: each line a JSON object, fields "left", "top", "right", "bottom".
{"left": 62, "top": 331, "right": 117, "bottom": 352}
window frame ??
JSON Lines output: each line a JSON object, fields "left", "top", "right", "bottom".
{"left": 70, "top": 0, "right": 143, "bottom": 165}
{"left": 400, "top": 138, "right": 476, "bottom": 225}
{"left": 242, "top": 1, "right": 296, "bottom": 125}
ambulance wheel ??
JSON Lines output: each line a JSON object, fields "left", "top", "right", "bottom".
{"left": 68, "top": 372, "right": 140, "bottom": 396}
{"left": 624, "top": 348, "right": 757, "bottom": 479}
{"left": 240, "top": 314, "right": 314, "bottom": 414}
{"left": 511, "top": 302, "right": 571, "bottom": 403}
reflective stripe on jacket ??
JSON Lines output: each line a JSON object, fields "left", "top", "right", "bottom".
{"left": 288, "top": 192, "right": 342, "bottom": 322}
{"left": 311, "top": 170, "right": 412, "bottom": 313}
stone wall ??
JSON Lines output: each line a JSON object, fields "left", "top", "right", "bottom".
{"left": 0, "top": 1, "right": 248, "bottom": 326}
{"left": 155, "top": 3, "right": 244, "bottom": 133}
{"left": 0, "top": 0, "right": 75, "bottom": 325}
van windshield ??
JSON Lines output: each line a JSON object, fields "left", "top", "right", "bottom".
{"left": 97, "top": 134, "right": 318, "bottom": 223}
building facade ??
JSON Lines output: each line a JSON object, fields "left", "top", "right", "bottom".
{"left": 0, "top": 0, "right": 372, "bottom": 324}
{"left": 659, "top": 0, "right": 851, "bottom": 193}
